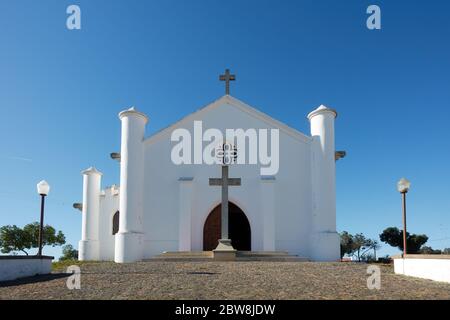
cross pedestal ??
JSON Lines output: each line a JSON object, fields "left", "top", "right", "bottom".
{"left": 213, "top": 239, "right": 236, "bottom": 261}
{"left": 209, "top": 164, "right": 241, "bottom": 260}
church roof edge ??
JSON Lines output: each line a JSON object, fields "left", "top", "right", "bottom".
{"left": 144, "top": 95, "right": 312, "bottom": 145}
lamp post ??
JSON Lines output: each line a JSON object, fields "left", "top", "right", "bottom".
{"left": 397, "top": 178, "right": 411, "bottom": 257}
{"left": 36, "top": 180, "right": 50, "bottom": 256}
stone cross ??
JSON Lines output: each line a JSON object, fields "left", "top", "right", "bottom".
{"left": 209, "top": 165, "right": 241, "bottom": 240}
{"left": 219, "top": 69, "right": 236, "bottom": 95}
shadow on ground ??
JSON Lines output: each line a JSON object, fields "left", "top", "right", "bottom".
{"left": 0, "top": 273, "right": 70, "bottom": 288}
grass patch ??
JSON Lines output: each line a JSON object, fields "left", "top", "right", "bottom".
{"left": 52, "top": 259, "right": 96, "bottom": 272}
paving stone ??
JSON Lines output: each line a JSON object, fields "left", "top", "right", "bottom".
{"left": 1, "top": 261, "right": 449, "bottom": 300}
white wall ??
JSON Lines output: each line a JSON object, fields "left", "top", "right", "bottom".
{"left": 88, "top": 97, "right": 340, "bottom": 261}
{"left": 308, "top": 106, "right": 340, "bottom": 261}
{"left": 141, "top": 100, "right": 315, "bottom": 258}
{"left": 394, "top": 257, "right": 450, "bottom": 284}
{"left": 0, "top": 257, "right": 53, "bottom": 282}
{"left": 79, "top": 168, "right": 102, "bottom": 261}
{"left": 98, "top": 186, "right": 120, "bottom": 260}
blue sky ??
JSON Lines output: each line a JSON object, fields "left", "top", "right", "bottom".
{"left": 0, "top": 0, "right": 449, "bottom": 259}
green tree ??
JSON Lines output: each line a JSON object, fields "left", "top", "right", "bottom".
{"left": 443, "top": 248, "right": 450, "bottom": 255}
{"left": 0, "top": 222, "right": 65, "bottom": 255}
{"left": 361, "top": 252, "right": 376, "bottom": 263}
{"left": 378, "top": 255, "right": 392, "bottom": 264}
{"left": 59, "top": 244, "right": 78, "bottom": 261}
{"left": 0, "top": 225, "right": 30, "bottom": 255}
{"left": 419, "top": 246, "right": 441, "bottom": 255}
{"left": 22, "top": 222, "right": 65, "bottom": 249}
{"left": 353, "top": 233, "right": 371, "bottom": 262}
{"left": 379, "top": 227, "right": 428, "bottom": 254}
{"left": 340, "top": 232, "right": 379, "bottom": 261}
{"left": 361, "top": 239, "right": 382, "bottom": 261}
{"left": 340, "top": 231, "right": 354, "bottom": 258}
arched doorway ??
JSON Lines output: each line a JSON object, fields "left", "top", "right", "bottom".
{"left": 203, "top": 202, "right": 251, "bottom": 251}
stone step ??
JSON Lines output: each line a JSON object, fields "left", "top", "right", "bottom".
{"left": 157, "top": 251, "right": 214, "bottom": 257}
{"left": 147, "top": 257, "right": 213, "bottom": 262}
{"left": 149, "top": 251, "right": 214, "bottom": 261}
{"left": 236, "top": 256, "right": 309, "bottom": 262}
{"left": 236, "top": 251, "right": 309, "bottom": 262}
{"left": 236, "top": 251, "right": 290, "bottom": 257}
{"left": 148, "top": 251, "right": 309, "bottom": 262}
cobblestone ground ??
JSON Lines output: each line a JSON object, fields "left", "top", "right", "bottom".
{"left": 1, "top": 261, "right": 450, "bottom": 300}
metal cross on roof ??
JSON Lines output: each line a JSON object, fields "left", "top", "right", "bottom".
{"left": 219, "top": 69, "right": 236, "bottom": 95}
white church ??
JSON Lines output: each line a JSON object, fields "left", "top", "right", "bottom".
{"left": 77, "top": 72, "right": 343, "bottom": 263}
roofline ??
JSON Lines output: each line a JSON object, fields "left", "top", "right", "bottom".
{"left": 143, "top": 95, "right": 312, "bottom": 145}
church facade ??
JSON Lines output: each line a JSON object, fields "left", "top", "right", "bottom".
{"left": 78, "top": 95, "right": 341, "bottom": 263}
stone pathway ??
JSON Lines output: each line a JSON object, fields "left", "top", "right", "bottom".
{"left": 1, "top": 261, "right": 450, "bottom": 300}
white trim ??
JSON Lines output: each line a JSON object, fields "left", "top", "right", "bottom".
{"left": 82, "top": 167, "right": 103, "bottom": 176}
{"left": 307, "top": 105, "right": 337, "bottom": 120}
{"left": 118, "top": 107, "right": 149, "bottom": 124}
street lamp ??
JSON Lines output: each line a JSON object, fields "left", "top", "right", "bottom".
{"left": 36, "top": 180, "right": 50, "bottom": 256}
{"left": 397, "top": 178, "right": 411, "bottom": 257}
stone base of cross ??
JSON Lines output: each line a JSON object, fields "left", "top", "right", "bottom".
{"left": 209, "top": 165, "right": 241, "bottom": 260}
{"left": 213, "top": 239, "right": 236, "bottom": 261}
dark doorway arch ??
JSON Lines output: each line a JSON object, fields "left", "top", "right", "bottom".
{"left": 112, "top": 211, "right": 119, "bottom": 235}
{"left": 203, "top": 202, "right": 251, "bottom": 251}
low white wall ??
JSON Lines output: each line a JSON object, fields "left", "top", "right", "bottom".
{"left": 394, "top": 255, "right": 450, "bottom": 284}
{"left": 0, "top": 256, "right": 53, "bottom": 282}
